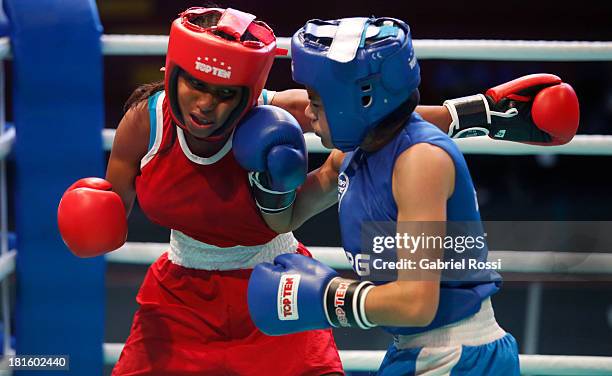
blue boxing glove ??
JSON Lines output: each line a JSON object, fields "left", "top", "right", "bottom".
{"left": 233, "top": 105, "right": 307, "bottom": 213}
{"left": 248, "top": 253, "right": 376, "bottom": 336}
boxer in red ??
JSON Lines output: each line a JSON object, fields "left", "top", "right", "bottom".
{"left": 60, "top": 8, "right": 343, "bottom": 375}
{"left": 57, "top": 7, "right": 578, "bottom": 376}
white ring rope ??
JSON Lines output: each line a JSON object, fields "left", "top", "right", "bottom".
{"left": 0, "top": 125, "right": 14, "bottom": 161}
{"left": 445, "top": 135, "right": 612, "bottom": 156}
{"left": 518, "top": 355, "right": 612, "bottom": 376}
{"left": 101, "top": 342, "right": 612, "bottom": 374}
{"left": 300, "top": 133, "right": 612, "bottom": 155}
{"left": 0, "top": 35, "right": 608, "bottom": 61}
{"left": 99, "top": 35, "right": 612, "bottom": 61}
{"left": 101, "top": 34, "right": 168, "bottom": 56}
{"left": 0, "top": 37, "right": 9, "bottom": 60}
{"left": 0, "top": 250, "right": 15, "bottom": 283}
{"left": 399, "top": 39, "right": 612, "bottom": 62}
{"left": 105, "top": 243, "right": 612, "bottom": 275}
{"left": 101, "top": 129, "right": 612, "bottom": 157}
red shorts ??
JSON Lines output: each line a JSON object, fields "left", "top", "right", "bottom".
{"left": 112, "top": 248, "right": 344, "bottom": 376}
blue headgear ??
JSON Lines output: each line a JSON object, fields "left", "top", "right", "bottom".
{"left": 291, "top": 17, "right": 420, "bottom": 151}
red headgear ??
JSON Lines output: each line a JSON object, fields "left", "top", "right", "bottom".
{"left": 164, "top": 7, "right": 277, "bottom": 140}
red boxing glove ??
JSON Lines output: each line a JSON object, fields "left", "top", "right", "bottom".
{"left": 57, "top": 177, "right": 127, "bottom": 257}
{"left": 444, "top": 73, "right": 580, "bottom": 145}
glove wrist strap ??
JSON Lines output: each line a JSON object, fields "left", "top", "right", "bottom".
{"left": 324, "top": 277, "right": 376, "bottom": 329}
{"left": 249, "top": 172, "right": 296, "bottom": 214}
{"left": 443, "top": 94, "right": 491, "bottom": 138}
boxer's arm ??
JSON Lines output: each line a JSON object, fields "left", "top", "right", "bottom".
{"left": 292, "top": 149, "right": 344, "bottom": 224}
{"left": 270, "top": 88, "right": 453, "bottom": 134}
{"left": 249, "top": 145, "right": 452, "bottom": 333}
{"left": 265, "top": 149, "right": 344, "bottom": 233}
{"left": 58, "top": 103, "right": 148, "bottom": 257}
{"left": 269, "top": 89, "right": 314, "bottom": 133}
{"left": 105, "top": 101, "right": 150, "bottom": 216}
{"left": 364, "top": 143, "right": 453, "bottom": 327}
{"left": 270, "top": 74, "right": 581, "bottom": 143}
{"left": 415, "top": 105, "right": 453, "bottom": 133}
{"left": 444, "top": 74, "right": 579, "bottom": 144}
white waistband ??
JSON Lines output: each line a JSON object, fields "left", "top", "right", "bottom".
{"left": 394, "top": 299, "right": 506, "bottom": 348}
{"left": 167, "top": 230, "right": 299, "bottom": 270}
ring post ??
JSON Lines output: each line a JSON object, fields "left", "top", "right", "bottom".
{"left": 4, "top": 0, "right": 105, "bottom": 374}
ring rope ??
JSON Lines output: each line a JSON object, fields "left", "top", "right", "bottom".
{"left": 99, "top": 130, "right": 612, "bottom": 157}
{"left": 104, "top": 243, "right": 612, "bottom": 275}
{"left": 300, "top": 134, "right": 612, "bottom": 155}
{"left": 0, "top": 125, "right": 14, "bottom": 161}
{"left": 101, "top": 342, "right": 612, "bottom": 374}
{"left": 0, "top": 36, "right": 609, "bottom": 61}
{"left": 98, "top": 35, "right": 612, "bottom": 61}
{"left": 427, "top": 135, "right": 612, "bottom": 156}
{"left": 0, "top": 250, "right": 15, "bottom": 283}
{"left": 0, "top": 37, "right": 8, "bottom": 60}
{"left": 3, "top": 239, "right": 605, "bottom": 282}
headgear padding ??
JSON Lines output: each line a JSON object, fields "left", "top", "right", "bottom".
{"left": 292, "top": 17, "right": 420, "bottom": 151}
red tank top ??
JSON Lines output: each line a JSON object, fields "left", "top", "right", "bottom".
{"left": 135, "top": 91, "right": 278, "bottom": 247}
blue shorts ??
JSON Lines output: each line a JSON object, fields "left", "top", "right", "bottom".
{"left": 378, "top": 333, "right": 520, "bottom": 376}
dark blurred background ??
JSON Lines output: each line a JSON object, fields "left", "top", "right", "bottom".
{"left": 62, "top": 0, "right": 612, "bottom": 373}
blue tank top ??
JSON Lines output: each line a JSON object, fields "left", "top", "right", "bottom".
{"left": 338, "top": 113, "right": 502, "bottom": 335}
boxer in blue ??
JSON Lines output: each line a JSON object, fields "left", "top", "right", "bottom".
{"left": 248, "top": 16, "right": 577, "bottom": 375}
